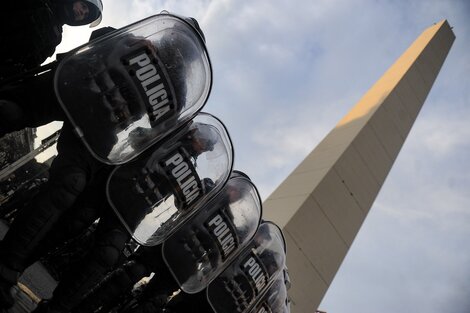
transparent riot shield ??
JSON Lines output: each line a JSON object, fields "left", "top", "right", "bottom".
{"left": 162, "top": 172, "right": 263, "bottom": 294}
{"left": 106, "top": 113, "right": 233, "bottom": 246}
{"left": 206, "top": 222, "right": 287, "bottom": 313}
{"left": 248, "top": 270, "right": 290, "bottom": 313}
{"left": 54, "top": 12, "right": 212, "bottom": 164}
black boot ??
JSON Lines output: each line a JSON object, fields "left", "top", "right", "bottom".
{"left": 0, "top": 263, "right": 19, "bottom": 309}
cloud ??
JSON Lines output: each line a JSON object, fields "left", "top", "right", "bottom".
{"left": 416, "top": 116, "right": 470, "bottom": 157}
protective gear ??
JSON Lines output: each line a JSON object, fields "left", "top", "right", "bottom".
{"left": 89, "top": 26, "right": 116, "bottom": 40}
{"left": 163, "top": 171, "right": 262, "bottom": 293}
{"left": 25, "top": 114, "right": 228, "bottom": 312}
{"left": 30, "top": 210, "right": 131, "bottom": 313}
{"left": 202, "top": 177, "right": 216, "bottom": 191}
{"left": 0, "top": 69, "right": 65, "bottom": 139}
{"left": 248, "top": 269, "right": 291, "bottom": 313}
{"left": 108, "top": 113, "right": 234, "bottom": 246}
{"left": 0, "top": 126, "right": 94, "bottom": 269}
{"left": 73, "top": 247, "right": 176, "bottom": 313}
{"left": 57, "top": 0, "right": 103, "bottom": 26}
{"left": 0, "top": 1, "right": 62, "bottom": 78}
{"left": 160, "top": 11, "right": 206, "bottom": 43}
{"left": 0, "top": 124, "right": 101, "bottom": 309}
{"left": 10, "top": 165, "right": 124, "bottom": 313}
{"left": 0, "top": 26, "right": 116, "bottom": 139}
{"left": 0, "top": 14, "right": 214, "bottom": 311}
{"left": 184, "top": 17, "right": 206, "bottom": 42}
{"left": 72, "top": 171, "right": 257, "bottom": 313}
{"left": 0, "top": 0, "right": 104, "bottom": 81}
{"left": 0, "top": 16, "right": 111, "bottom": 143}
{"left": 231, "top": 170, "right": 251, "bottom": 180}
{"left": 54, "top": 13, "right": 212, "bottom": 164}
{"left": 160, "top": 223, "right": 288, "bottom": 313}
{"left": 192, "top": 124, "right": 219, "bottom": 152}
{"left": 206, "top": 222, "right": 287, "bottom": 313}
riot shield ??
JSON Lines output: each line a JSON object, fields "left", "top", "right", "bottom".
{"left": 106, "top": 113, "right": 233, "bottom": 246}
{"left": 54, "top": 12, "right": 212, "bottom": 164}
{"left": 206, "top": 222, "right": 287, "bottom": 313}
{"left": 248, "top": 270, "right": 290, "bottom": 313}
{"left": 162, "top": 172, "right": 263, "bottom": 293}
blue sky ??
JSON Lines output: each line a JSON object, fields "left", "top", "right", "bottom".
{"left": 47, "top": 0, "right": 470, "bottom": 312}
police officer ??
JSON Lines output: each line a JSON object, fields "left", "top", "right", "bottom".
{"left": 124, "top": 221, "right": 286, "bottom": 313}
{"left": 0, "top": 124, "right": 103, "bottom": 309}
{"left": 27, "top": 121, "right": 220, "bottom": 313}
{"left": 72, "top": 171, "right": 249, "bottom": 313}
{"left": 0, "top": 0, "right": 103, "bottom": 77}
{"left": 0, "top": 14, "right": 210, "bottom": 310}
{"left": 0, "top": 24, "right": 115, "bottom": 310}
{"left": 67, "top": 178, "right": 215, "bottom": 313}
{"left": 0, "top": 0, "right": 104, "bottom": 137}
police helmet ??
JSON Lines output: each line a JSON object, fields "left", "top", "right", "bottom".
{"left": 202, "top": 177, "right": 216, "bottom": 192}
{"left": 193, "top": 124, "right": 218, "bottom": 152}
{"left": 61, "top": 0, "right": 103, "bottom": 27}
{"left": 160, "top": 11, "right": 206, "bottom": 42}
{"left": 184, "top": 17, "right": 206, "bottom": 42}
{"left": 231, "top": 170, "right": 251, "bottom": 181}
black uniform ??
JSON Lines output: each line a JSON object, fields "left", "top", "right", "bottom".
{"left": 0, "top": 13, "right": 213, "bottom": 311}
{"left": 0, "top": 0, "right": 103, "bottom": 77}
{"left": 0, "top": 0, "right": 104, "bottom": 137}
{"left": 0, "top": 0, "right": 63, "bottom": 78}
{"left": 0, "top": 22, "right": 116, "bottom": 309}
{"left": 25, "top": 124, "right": 216, "bottom": 313}
{"left": 73, "top": 175, "right": 251, "bottom": 313}
{"left": 0, "top": 124, "right": 102, "bottom": 309}
{"left": 73, "top": 246, "right": 177, "bottom": 313}
{"left": 0, "top": 69, "right": 65, "bottom": 137}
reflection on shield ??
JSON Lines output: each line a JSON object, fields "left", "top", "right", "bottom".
{"left": 206, "top": 222, "right": 287, "bottom": 313}
{"left": 107, "top": 113, "right": 233, "bottom": 246}
{"left": 54, "top": 13, "right": 212, "bottom": 164}
{"left": 162, "top": 174, "right": 262, "bottom": 293}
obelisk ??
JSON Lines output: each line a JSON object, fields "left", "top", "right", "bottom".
{"left": 263, "top": 20, "right": 455, "bottom": 312}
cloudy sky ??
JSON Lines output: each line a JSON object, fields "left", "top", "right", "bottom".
{"left": 46, "top": 0, "right": 470, "bottom": 312}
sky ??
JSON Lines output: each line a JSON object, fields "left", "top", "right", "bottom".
{"left": 41, "top": 0, "right": 470, "bottom": 312}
